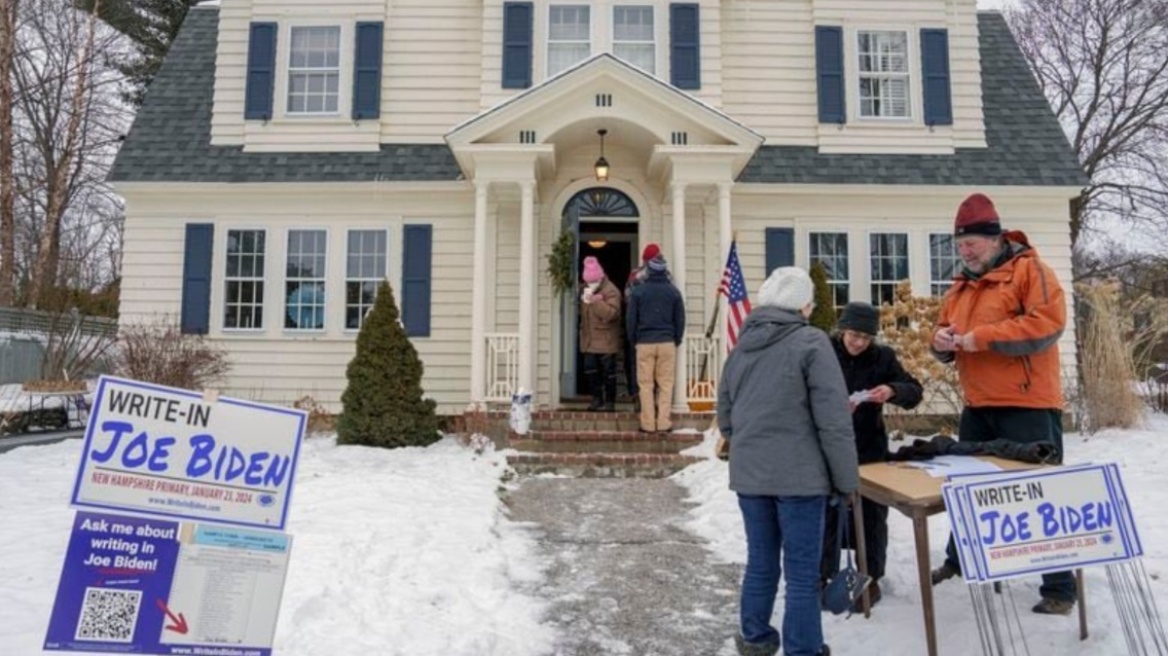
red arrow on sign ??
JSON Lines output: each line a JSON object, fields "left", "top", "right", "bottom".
{"left": 155, "top": 598, "right": 189, "bottom": 635}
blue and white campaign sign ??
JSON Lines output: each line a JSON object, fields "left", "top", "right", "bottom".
{"left": 71, "top": 376, "right": 306, "bottom": 530}
{"left": 45, "top": 511, "right": 292, "bottom": 656}
{"left": 943, "top": 464, "right": 1143, "bottom": 583}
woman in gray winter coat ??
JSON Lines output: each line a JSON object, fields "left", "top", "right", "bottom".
{"left": 717, "top": 266, "right": 859, "bottom": 656}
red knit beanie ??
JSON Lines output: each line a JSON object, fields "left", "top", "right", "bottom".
{"left": 641, "top": 243, "right": 661, "bottom": 263}
{"left": 954, "top": 193, "right": 1002, "bottom": 237}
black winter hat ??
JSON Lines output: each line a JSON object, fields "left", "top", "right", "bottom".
{"left": 838, "top": 302, "right": 880, "bottom": 336}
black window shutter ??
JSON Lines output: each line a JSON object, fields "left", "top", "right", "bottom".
{"left": 401, "top": 225, "right": 433, "bottom": 337}
{"left": 765, "top": 228, "right": 795, "bottom": 276}
{"left": 181, "top": 224, "right": 215, "bottom": 335}
{"left": 353, "top": 22, "right": 384, "bottom": 120}
{"left": 670, "top": 4, "right": 700, "bottom": 90}
{"left": 502, "top": 2, "right": 534, "bottom": 89}
{"left": 815, "top": 26, "right": 846, "bottom": 124}
{"left": 244, "top": 22, "right": 277, "bottom": 120}
{"left": 921, "top": 28, "right": 953, "bottom": 126}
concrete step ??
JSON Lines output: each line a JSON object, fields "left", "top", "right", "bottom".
{"left": 506, "top": 452, "right": 704, "bottom": 478}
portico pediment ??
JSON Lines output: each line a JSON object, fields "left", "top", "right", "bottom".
{"left": 445, "top": 54, "right": 763, "bottom": 180}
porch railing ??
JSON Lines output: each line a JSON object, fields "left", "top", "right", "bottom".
{"left": 685, "top": 334, "right": 722, "bottom": 407}
{"left": 484, "top": 332, "right": 520, "bottom": 402}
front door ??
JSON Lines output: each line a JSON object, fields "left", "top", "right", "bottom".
{"left": 559, "top": 187, "right": 639, "bottom": 400}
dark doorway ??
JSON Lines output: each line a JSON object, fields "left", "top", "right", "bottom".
{"left": 575, "top": 222, "right": 637, "bottom": 397}
{"left": 560, "top": 187, "right": 640, "bottom": 401}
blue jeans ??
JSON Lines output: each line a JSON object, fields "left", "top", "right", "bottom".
{"left": 738, "top": 494, "right": 827, "bottom": 656}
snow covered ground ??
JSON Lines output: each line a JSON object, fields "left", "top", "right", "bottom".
{"left": 1, "top": 414, "right": 1165, "bottom": 655}
{"left": 676, "top": 413, "right": 1168, "bottom": 655}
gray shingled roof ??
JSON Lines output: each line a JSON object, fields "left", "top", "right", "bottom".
{"left": 110, "top": 9, "right": 1085, "bottom": 187}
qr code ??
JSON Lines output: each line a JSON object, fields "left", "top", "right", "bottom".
{"left": 75, "top": 587, "right": 142, "bottom": 643}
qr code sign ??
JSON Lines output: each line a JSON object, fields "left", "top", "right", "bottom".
{"left": 75, "top": 587, "right": 142, "bottom": 643}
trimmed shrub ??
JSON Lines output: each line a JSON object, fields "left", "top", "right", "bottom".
{"left": 336, "top": 280, "right": 439, "bottom": 448}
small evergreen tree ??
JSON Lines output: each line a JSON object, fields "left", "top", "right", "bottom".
{"left": 809, "top": 261, "right": 837, "bottom": 332}
{"left": 337, "top": 280, "right": 439, "bottom": 448}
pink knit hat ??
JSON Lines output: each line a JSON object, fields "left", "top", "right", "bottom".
{"left": 582, "top": 256, "right": 604, "bottom": 283}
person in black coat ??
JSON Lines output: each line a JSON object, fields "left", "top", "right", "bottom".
{"left": 820, "top": 302, "right": 923, "bottom": 608}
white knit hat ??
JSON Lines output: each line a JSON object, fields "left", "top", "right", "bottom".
{"left": 758, "top": 266, "right": 815, "bottom": 311}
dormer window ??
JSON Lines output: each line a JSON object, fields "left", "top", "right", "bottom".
{"left": 548, "top": 5, "right": 591, "bottom": 76}
{"left": 857, "top": 31, "right": 910, "bottom": 119}
{"left": 287, "top": 26, "right": 341, "bottom": 114}
{"left": 613, "top": 6, "right": 655, "bottom": 75}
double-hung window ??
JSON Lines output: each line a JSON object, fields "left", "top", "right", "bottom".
{"left": 548, "top": 5, "right": 591, "bottom": 77}
{"left": 285, "top": 230, "right": 327, "bottom": 330}
{"left": 224, "top": 230, "right": 266, "bottom": 329}
{"left": 869, "top": 233, "right": 909, "bottom": 306}
{"left": 613, "top": 6, "right": 655, "bottom": 74}
{"left": 857, "top": 31, "right": 910, "bottom": 119}
{"left": 809, "top": 232, "right": 850, "bottom": 310}
{"left": 929, "top": 233, "right": 961, "bottom": 296}
{"left": 287, "top": 26, "right": 341, "bottom": 114}
{"left": 345, "top": 230, "right": 387, "bottom": 330}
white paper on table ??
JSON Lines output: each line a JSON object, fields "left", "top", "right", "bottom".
{"left": 902, "top": 455, "right": 1004, "bottom": 478}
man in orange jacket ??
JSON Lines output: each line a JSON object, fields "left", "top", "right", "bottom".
{"left": 928, "top": 192, "right": 1077, "bottom": 615}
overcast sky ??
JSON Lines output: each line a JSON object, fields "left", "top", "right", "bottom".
{"left": 977, "top": 0, "right": 1017, "bottom": 9}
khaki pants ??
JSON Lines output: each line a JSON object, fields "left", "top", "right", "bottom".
{"left": 635, "top": 342, "right": 676, "bottom": 432}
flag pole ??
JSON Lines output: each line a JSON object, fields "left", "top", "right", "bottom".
{"left": 699, "top": 231, "right": 738, "bottom": 383}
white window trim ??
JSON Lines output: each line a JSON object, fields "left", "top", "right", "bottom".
{"left": 536, "top": 1, "right": 669, "bottom": 83}
{"left": 807, "top": 230, "right": 851, "bottom": 310}
{"left": 927, "top": 231, "right": 961, "bottom": 296}
{"left": 283, "top": 228, "right": 329, "bottom": 333}
{"left": 222, "top": 227, "right": 269, "bottom": 333}
{"left": 273, "top": 21, "right": 354, "bottom": 122}
{"left": 343, "top": 228, "right": 391, "bottom": 333}
{"left": 546, "top": 4, "right": 594, "bottom": 78}
{"left": 844, "top": 25, "right": 924, "bottom": 126}
{"left": 867, "top": 231, "right": 911, "bottom": 306}
{"left": 612, "top": 4, "right": 657, "bottom": 75}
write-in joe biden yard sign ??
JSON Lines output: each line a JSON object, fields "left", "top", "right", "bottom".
{"left": 70, "top": 376, "right": 306, "bottom": 530}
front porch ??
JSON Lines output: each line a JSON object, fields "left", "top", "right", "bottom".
{"left": 446, "top": 55, "right": 761, "bottom": 411}
{"left": 482, "top": 333, "right": 723, "bottom": 409}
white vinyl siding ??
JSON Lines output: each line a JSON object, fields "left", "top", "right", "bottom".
{"left": 869, "top": 232, "right": 908, "bottom": 305}
{"left": 809, "top": 231, "right": 849, "bottom": 310}
{"left": 345, "top": 230, "right": 388, "bottom": 330}
{"left": 287, "top": 26, "right": 342, "bottom": 115}
{"left": 284, "top": 229, "right": 327, "bottom": 330}
{"left": 929, "top": 233, "right": 960, "bottom": 296}
{"left": 613, "top": 5, "right": 655, "bottom": 75}
{"left": 548, "top": 5, "right": 591, "bottom": 76}
{"left": 224, "top": 229, "right": 267, "bottom": 330}
{"left": 857, "top": 30, "right": 910, "bottom": 119}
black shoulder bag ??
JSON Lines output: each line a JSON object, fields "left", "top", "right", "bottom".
{"left": 821, "top": 497, "right": 872, "bottom": 616}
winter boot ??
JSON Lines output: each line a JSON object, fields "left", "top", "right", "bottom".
{"left": 1032, "top": 597, "right": 1075, "bottom": 615}
{"left": 931, "top": 561, "right": 960, "bottom": 586}
{"left": 733, "top": 634, "right": 779, "bottom": 656}
{"left": 602, "top": 374, "right": 617, "bottom": 412}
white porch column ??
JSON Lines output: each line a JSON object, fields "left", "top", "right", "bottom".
{"left": 470, "top": 181, "right": 489, "bottom": 404}
{"left": 518, "top": 180, "right": 536, "bottom": 394}
{"left": 671, "top": 181, "right": 688, "bottom": 410}
{"left": 718, "top": 183, "right": 733, "bottom": 338}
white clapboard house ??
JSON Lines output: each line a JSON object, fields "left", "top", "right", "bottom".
{"left": 110, "top": 0, "right": 1084, "bottom": 415}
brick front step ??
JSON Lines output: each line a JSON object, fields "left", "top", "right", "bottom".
{"left": 510, "top": 431, "right": 702, "bottom": 454}
{"left": 506, "top": 452, "right": 704, "bottom": 478}
{"left": 466, "top": 410, "right": 714, "bottom": 436}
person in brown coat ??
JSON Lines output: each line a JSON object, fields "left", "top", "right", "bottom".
{"left": 580, "top": 256, "right": 622, "bottom": 411}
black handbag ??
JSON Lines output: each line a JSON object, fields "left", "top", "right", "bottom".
{"left": 821, "top": 496, "right": 872, "bottom": 616}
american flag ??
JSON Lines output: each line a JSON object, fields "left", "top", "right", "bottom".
{"left": 719, "top": 240, "right": 752, "bottom": 351}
